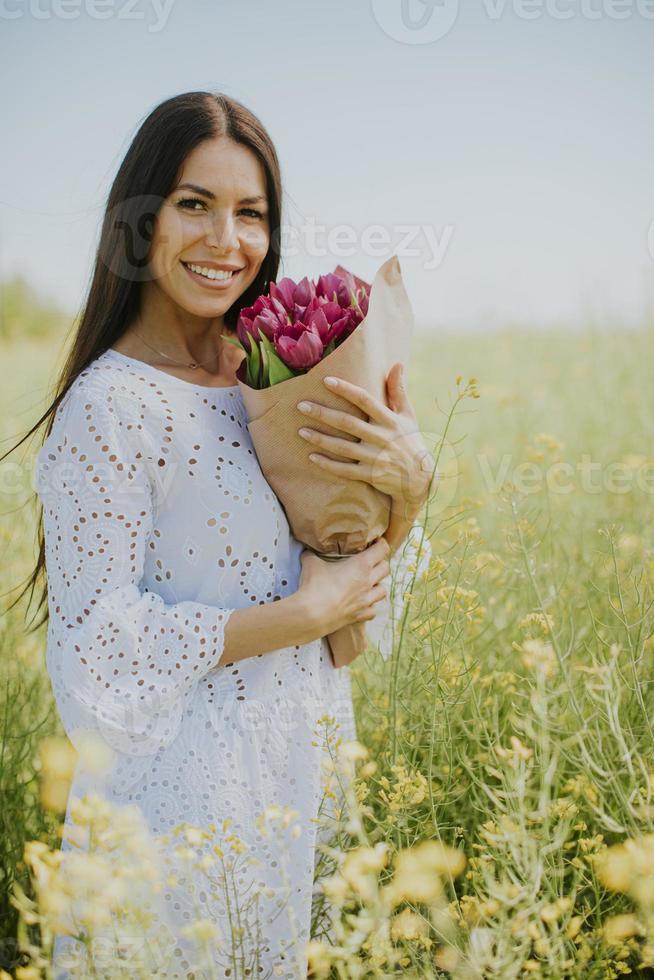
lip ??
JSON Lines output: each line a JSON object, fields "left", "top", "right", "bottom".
{"left": 181, "top": 261, "right": 244, "bottom": 290}
{"left": 182, "top": 260, "right": 244, "bottom": 272}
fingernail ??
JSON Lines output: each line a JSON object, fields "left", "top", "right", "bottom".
{"left": 324, "top": 377, "right": 338, "bottom": 387}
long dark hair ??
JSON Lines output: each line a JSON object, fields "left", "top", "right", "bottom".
{"left": 2, "top": 91, "right": 283, "bottom": 629}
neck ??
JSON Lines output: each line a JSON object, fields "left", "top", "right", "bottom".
{"left": 115, "top": 282, "right": 245, "bottom": 386}
{"left": 132, "top": 281, "right": 229, "bottom": 363}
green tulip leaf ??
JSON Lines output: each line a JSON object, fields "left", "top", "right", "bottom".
{"left": 260, "top": 335, "right": 293, "bottom": 386}
{"left": 257, "top": 331, "right": 270, "bottom": 387}
{"left": 247, "top": 339, "right": 261, "bottom": 388}
{"left": 221, "top": 334, "right": 246, "bottom": 352}
{"left": 266, "top": 349, "right": 296, "bottom": 386}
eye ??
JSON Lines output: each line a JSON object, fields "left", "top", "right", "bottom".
{"left": 176, "top": 196, "right": 207, "bottom": 211}
{"left": 239, "top": 208, "right": 266, "bottom": 220}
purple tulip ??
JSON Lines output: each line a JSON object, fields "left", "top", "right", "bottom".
{"left": 293, "top": 275, "right": 317, "bottom": 310}
{"left": 236, "top": 267, "right": 371, "bottom": 385}
{"left": 237, "top": 314, "right": 254, "bottom": 352}
{"left": 302, "top": 304, "right": 331, "bottom": 345}
{"left": 309, "top": 300, "right": 354, "bottom": 345}
{"left": 276, "top": 327, "right": 324, "bottom": 370}
{"left": 315, "top": 273, "right": 352, "bottom": 308}
{"left": 260, "top": 309, "right": 283, "bottom": 340}
{"left": 268, "top": 277, "right": 297, "bottom": 313}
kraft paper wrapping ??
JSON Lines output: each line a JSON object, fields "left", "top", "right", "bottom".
{"left": 236, "top": 255, "right": 414, "bottom": 668}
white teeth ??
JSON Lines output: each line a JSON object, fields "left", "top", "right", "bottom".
{"left": 186, "top": 263, "right": 235, "bottom": 281}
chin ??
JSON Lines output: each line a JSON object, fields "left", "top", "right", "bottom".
{"left": 173, "top": 272, "right": 256, "bottom": 317}
{"left": 185, "top": 297, "right": 234, "bottom": 318}
{"left": 167, "top": 284, "right": 234, "bottom": 318}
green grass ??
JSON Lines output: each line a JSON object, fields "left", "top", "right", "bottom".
{"left": 3, "top": 323, "right": 654, "bottom": 977}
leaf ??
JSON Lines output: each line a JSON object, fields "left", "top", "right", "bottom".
{"left": 257, "top": 330, "right": 270, "bottom": 387}
{"left": 245, "top": 356, "right": 255, "bottom": 388}
{"left": 257, "top": 330, "right": 275, "bottom": 357}
{"left": 258, "top": 330, "right": 295, "bottom": 387}
{"left": 248, "top": 339, "right": 262, "bottom": 388}
{"left": 266, "top": 349, "right": 296, "bottom": 386}
{"left": 221, "top": 332, "right": 260, "bottom": 388}
{"left": 221, "top": 333, "right": 246, "bottom": 352}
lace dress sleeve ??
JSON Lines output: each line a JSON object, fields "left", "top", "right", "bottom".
{"left": 34, "top": 381, "right": 236, "bottom": 763}
{"left": 365, "top": 520, "right": 432, "bottom": 661}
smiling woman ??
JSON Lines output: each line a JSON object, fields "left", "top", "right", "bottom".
{"left": 111, "top": 129, "right": 273, "bottom": 381}
{"left": 3, "top": 90, "right": 417, "bottom": 979}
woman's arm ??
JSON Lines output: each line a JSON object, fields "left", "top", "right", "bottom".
{"left": 219, "top": 591, "right": 323, "bottom": 665}
{"left": 383, "top": 499, "right": 424, "bottom": 557}
{"left": 35, "top": 383, "right": 325, "bottom": 759}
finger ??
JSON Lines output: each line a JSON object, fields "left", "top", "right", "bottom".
{"left": 367, "top": 585, "right": 387, "bottom": 604}
{"left": 307, "top": 453, "right": 374, "bottom": 483}
{"left": 298, "top": 426, "right": 377, "bottom": 464}
{"left": 369, "top": 536, "right": 391, "bottom": 561}
{"left": 298, "top": 400, "right": 388, "bottom": 445}
{"left": 359, "top": 590, "right": 387, "bottom": 619}
{"left": 322, "top": 376, "right": 396, "bottom": 426}
{"left": 368, "top": 547, "right": 391, "bottom": 576}
{"left": 359, "top": 609, "right": 377, "bottom": 622}
{"left": 387, "top": 362, "right": 410, "bottom": 413}
{"left": 371, "top": 558, "right": 391, "bottom": 583}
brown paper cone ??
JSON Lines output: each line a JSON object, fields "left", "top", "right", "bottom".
{"left": 325, "top": 619, "right": 370, "bottom": 668}
{"left": 237, "top": 255, "right": 414, "bottom": 667}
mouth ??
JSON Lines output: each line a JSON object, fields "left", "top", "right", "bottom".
{"left": 181, "top": 261, "right": 244, "bottom": 288}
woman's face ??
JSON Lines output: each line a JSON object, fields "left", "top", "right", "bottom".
{"left": 148, "top": 136, "right": 271, "bottom": 320}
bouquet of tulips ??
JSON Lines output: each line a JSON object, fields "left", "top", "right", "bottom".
{"left": 223, "top": 255, "right": 414, "bottom": 668}
{"left": 231, "top": 267, "right": 371, "bottom": 388}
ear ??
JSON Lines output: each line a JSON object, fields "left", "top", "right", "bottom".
{"left": 386, "top": 362, "right": 409, "bottom": 413}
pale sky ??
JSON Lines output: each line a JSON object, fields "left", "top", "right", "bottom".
{"left": 1, "top": 0, "right": 653, "bottom": 332}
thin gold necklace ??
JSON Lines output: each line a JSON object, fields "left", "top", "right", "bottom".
{"left": 130, "top": 328, "right": 220, "bottom": 371}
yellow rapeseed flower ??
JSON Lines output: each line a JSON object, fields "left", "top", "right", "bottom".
{"left": 305, "top": 940, "right": 334, "bottom": 978}
{"left": 520, "top": 639, "right": 558, "bottom": 678}
{"left": 603, "top": 913, "right": 641, "bottom": 944}
{"left": 37, "top": 735, "right": 77, "bottom": 782}
{"left": 340, "top": 843, "right": 388, "bottom": 902}
{"left": 181, "top": 918, "right": 218, "bottom": 943}
{"left": 595, "top": 833, "right": 654, "bottom": 908}
{"left": 388, "top": 840, "right": 466, "bottom": 905}
{"left": 337, "top": 739, "right": 370, "bottom": 762}
{"left": 390, "top": 908, "right": 430, "bottom": 941}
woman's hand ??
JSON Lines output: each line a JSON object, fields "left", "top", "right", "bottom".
{"left": 296, "top": 362, "right": 435, "bottom": 512}
{"left": 296, "top": 537, "right": 391, "bottom": 636}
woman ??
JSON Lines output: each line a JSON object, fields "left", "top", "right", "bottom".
{"left": 16, "top": 92, "right": 432, "bottom": 977}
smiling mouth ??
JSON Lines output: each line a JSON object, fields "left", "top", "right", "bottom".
{"left": 181, "top": 262, "right": 243, "bottom": 282}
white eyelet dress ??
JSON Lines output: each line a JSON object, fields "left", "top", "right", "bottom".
{"left": 33, "top": 348, "right": 431, "bottom": 980}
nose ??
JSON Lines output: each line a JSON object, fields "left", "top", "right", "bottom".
{"left": 203, "top": 211, "right": 240, "bottom": 252}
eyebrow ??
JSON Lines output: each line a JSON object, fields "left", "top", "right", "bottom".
{"left": 174, "top": 182, "right": 267, "bottom": 206}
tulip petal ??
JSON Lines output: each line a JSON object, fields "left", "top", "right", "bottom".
{"left": 276, "top": 329, "right": 324, "bottom": 370}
